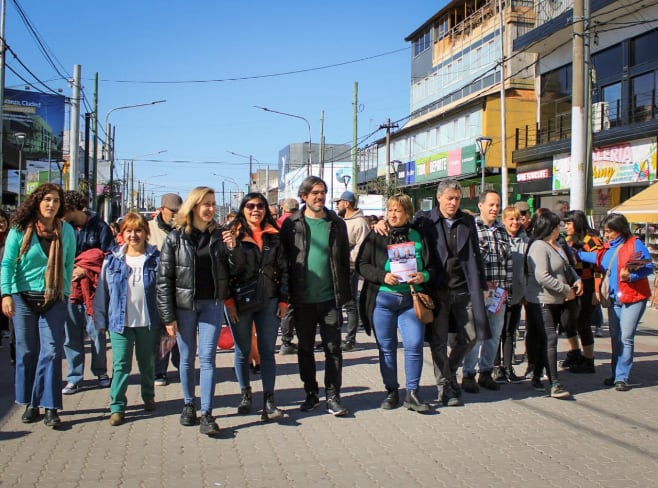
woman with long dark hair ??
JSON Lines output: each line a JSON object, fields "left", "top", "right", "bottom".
{"left": 562, "top": 210, "right": 603, "bottom": 373}
{"left": 525, "top": 211, "right": 583, "bottom": 399}
{"left": 224, "top": 192, "right": 288, "bottom": 421}
{"left": 157, "top": 186, "right": 231, "bottom": 435}
{"left": 1, "top": 183, "right": 76, "bottom": 427}
{"left": 578, "top": 213, "right": 653, "bottom": 391}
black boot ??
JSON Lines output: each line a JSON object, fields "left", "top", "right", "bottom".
{"left": 560, "top": 349, "right": 582, "bottom": 368}
{"left": 44, "top": 409, "right": 61, "bottom": 428}
{"left": 261, "top": 392, "right": 284, "bottom": 421}
{"left": 237, "top": 387, "right": 252, "bottom": 414}
{"left": 380, "top": 388, "right": 399, "bottom": 410}
{"left": 403, "top": 390, "right": 429, "bottom": 413}
{"left": 570, "top": 356, "right": 595, "bottom": 374}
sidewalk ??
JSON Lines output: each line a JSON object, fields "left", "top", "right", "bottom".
{"left": 0, "top": 307, "right": 657, "bottom": 487}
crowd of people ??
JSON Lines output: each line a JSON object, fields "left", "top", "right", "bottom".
{"left": 0, "top": 177, "right": 654, "bottom": 434}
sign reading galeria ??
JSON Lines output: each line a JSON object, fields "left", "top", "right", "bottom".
{"left": 553, "top": 138, "right": 657, "bottom": 190}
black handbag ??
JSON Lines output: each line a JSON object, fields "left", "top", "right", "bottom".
{"left": 20, "top": 291, "right": 56, "bottom": 314}
{"left": 234, "top": 273, "right": 266, "bottom": 314}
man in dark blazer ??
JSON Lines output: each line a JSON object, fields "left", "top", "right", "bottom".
{"left": 413, "top": 179, "right": 490, "bottom": 407}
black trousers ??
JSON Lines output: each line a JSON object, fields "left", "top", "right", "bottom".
{"left": 526, "top": 302, "right": 562, "bottom": 383}
{"left": 563, "top": 278, "right": 595, "bottom": 348}
{"left": 294, "top": 300, "right": 343, "bottom": 398}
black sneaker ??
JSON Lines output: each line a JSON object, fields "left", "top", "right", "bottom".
{"left": 340, "top": 341, "right": 355, "bottom": 352}
{"left": 440, "top": 384, "right": 462, "bottom": 407}
{"left": 506, "top": 367, "right": 524, "bottom": 384}
{"left": 300, "top": 392, "right": 320, "bottom": 411}
{"left": 560, "top": 349, "right": 582, "bottom": 369}
{"left": 21, "top": 405, "right": 40, "bottom": 423}
{"left": 180, "top": 403, "right": 197, "bottom": 426}
{"left": 478, "top": 371, "right": 501, "bottom": 391}
{"left": 615, "top": 381, "right": 631, "bottom": 392}
{"left": 604, "top": 377, "right": 615, "bottom": 387}
{"left": 199, "top": 412, "right": 220, "bottom": 435}
{"left": 380, "top": 389, "right": 399, "bottom": 410}
{"left": 569, "top": 357, "right": 595, "bottom": 374}
{"left": 531, "top": 377, "right": 545, "bottom": 392}
{"left": 327, "top": 396, "right": 348, "bottom": 416}
{"left": 461, "top": 373, "right": 480, "bottom": 393}
{"left": 493, "top": 366, "right": 507, "bottom": 384}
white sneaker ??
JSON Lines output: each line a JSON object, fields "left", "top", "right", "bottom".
{"left": 62, "top": 383, "right": 79, "bottom": 395}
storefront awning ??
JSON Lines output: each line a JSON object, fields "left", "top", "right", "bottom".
{"left": 609, "top": 182, "right": 658, "bottom": 223}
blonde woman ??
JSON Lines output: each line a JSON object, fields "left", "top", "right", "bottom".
{"left": 156, "top": 187, "right": 231, "bottom": 435}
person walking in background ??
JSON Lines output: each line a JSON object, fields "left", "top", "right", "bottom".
{"left": 493, "top": 205, "right": 528, "bottom": 384}
{"left": 357, "top": 193, "right": 432, "bottom": 412}
{"left": 225, "top": 192, "right": 288, "bottom": 421}
{"left": 0, "top": 209, "right": 14, "bottom": 361}
{"left": 461, "top": 190, "right": 512, "bottom": 394}
{"left": 157, "top": 187, "right": 230, "bottom": 435}
{"left": 525, "top": 211, "right": 583, "bottom": 399}
{"left": 61, "top": 191, "right": 114, "bottom": 395}
{"left": 563, "top": 210, "right": 603, "bottom": 374}
{"left": 94, "top": 213, "right": 161, "bottom": 426}
{"left": 280, "top": 176, "right": 351, "bottom": 417}
{"left": 276, "top": 198, "right": 299, "bottom": 355}
{"left": 149, "top": 193, "right": 183, "bottom": 386}
{"left": 1, "top": 183, "right": 76, "bottom": 428}
{"left": 578, "top": 213, "right": 653, "bottom": 391}
{"left": 334, "top": 191, "right": 370, "bottom": 352}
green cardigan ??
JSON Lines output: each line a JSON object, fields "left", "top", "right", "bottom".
{"left": 1, "top": 222, "right": 76, "bottom": 296}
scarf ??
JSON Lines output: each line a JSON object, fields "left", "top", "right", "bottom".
{"left": 19, "top": 219, "right": 65, "bottom": 303}
{"left": 388, "top": 222, "right": 411, "bottom": 244}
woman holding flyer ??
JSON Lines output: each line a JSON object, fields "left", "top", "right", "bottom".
{"left": 357, "top": 193, "right": 433, "bottom": 412}
{"left": 577, "top": 213, "right": 653, "bottom": 391}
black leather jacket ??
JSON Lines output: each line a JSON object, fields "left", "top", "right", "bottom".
{"left": 227, "top": 230, "right": 289, "bottom": 303}
{"left": 280, "top": 207, "right": 351, "bottom": 307}
{"left": 156, "top": 227, "right": 230, "bottom": 324}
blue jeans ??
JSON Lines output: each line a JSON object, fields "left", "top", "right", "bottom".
{"left": 63, "top": 301, "right": 107, "bottom": 385}
{"left": 229, "top": 298, "right": 279, "bottom": 393}
{"left": 463, "top": 306, "right": 505, "bottom": 375}
{"left": 12, "top": 294, "right": 67, "bottom": 409}
{"left": 176, "top": 299, "right": 223, "bottom": 414}
{"left": 608, "top": 299, "right": 647, "bottom": 382}
{"left": 372, "top": 292, "right": 425, "bottom": 390}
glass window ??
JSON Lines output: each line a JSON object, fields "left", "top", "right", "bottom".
{"left": 592, "top": 45, "right": 622, "bottom": 82}
{"left": 436, "top": 16, "right": 449, "bottom": 40}
{"left": 631, "top": 72, "right": 656, "bottom": 122}
{"left": 601, "top": 82, "right": 622, "bottom": 125}
{"left": 632, "top": 28, "right": 658, "bottom": 67}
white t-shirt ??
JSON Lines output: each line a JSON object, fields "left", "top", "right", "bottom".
{"left": 124, "top": 254, "right": 150, "bottom": 328}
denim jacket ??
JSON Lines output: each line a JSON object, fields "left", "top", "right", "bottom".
{"left": 93, "top": 243, "right": 161, "bottom": 334}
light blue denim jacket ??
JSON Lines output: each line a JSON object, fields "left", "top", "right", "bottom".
{"left": 93, "top": 244, "right": 161, "bottom": 334}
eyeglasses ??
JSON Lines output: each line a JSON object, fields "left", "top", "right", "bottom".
{"left": 245, "top": 203, "right": 265, "bottom": 211}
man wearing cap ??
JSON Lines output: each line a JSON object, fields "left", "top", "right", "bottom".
{"left": 334, "top": 191, "right": 370, "bottom": 352}
{"left": 277, "top": 198, "right": 300, "bottom": 355}
{"left": 148, "top": 193, "right": 182, "bottom": 251}
{"left": 149, "top": 193, "right": 182, "bottom": 386}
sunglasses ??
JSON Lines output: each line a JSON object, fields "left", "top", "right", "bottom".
{"left": 245, "top": 203, "right": 265, "bottom": 211}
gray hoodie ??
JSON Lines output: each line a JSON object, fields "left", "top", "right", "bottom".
{"left": 343, "top": 208, "right": 371, "bottom": 266}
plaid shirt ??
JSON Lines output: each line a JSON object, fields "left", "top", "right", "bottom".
{"left": 475, "top": 216, "right": 513, "bottom": 299}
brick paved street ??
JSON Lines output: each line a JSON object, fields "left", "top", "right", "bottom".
{"left": 0, "top": 308, "right": 657, "bottom": 487}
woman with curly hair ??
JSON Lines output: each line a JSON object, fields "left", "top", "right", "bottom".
{"left": 1, "top": 183, "right": 76, "bottom": 428}
{"left": 224, "top": 192, "right": 288, "bottom": 421}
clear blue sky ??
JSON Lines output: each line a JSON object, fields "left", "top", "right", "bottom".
{"left": 4, "top": 0, "right": 444, "bottom": 201}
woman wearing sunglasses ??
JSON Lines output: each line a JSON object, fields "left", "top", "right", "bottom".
{"left": 224, "top": 193, "right": 288, "bottom": 421}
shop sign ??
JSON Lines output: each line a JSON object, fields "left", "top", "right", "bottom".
{"left": 517, "top": 168, "right": 550, "bottom": 182}
{"left": 553, "top": 138, "right": 657, "bottom": 190}
{"left": 428, "top": 152, "right": 448, "bottom": 179}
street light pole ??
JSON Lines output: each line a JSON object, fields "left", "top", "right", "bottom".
{"left": 14, "top": 132, "right": 26, "bottom": 206}
{"left": 254, "top": 105, "right": 312, "bottom": 176}
{"left": 227, "top": 150, "right": 260, "bottom": 193}
{"left": 103, "top": 100, "right": 166, "bottom": 220}
{"left": 476, "top": 136, "right": 493, "bottom": 194}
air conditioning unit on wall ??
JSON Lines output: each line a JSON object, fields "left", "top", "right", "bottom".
{"left": 592, "top": 101, "right": 610, "bottom": 132}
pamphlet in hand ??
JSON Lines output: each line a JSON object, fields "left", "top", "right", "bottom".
{"left": 387, "top": 242, "right": 417, "bottom": 282}
{"left": 485, "top": 286, "right": 508, "bottom": 314}
{"left": 159, "top": 333, "right": 177, "bottom": 360}
{"left": 625, "top": 251, "right": 651, "bottom": 271}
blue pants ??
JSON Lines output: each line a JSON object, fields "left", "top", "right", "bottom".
{"left": 229, "top": 298, "right": 279, "bottom": 393}
{"left": 463, "top": 306, "right": 506, "bottom": 375}
{"left": 608, "top": 299, "right": 647, "bottom": 383}
{"left": 63, "top": 301, "right": 107, "bottom": 385}
{"left": 12, "top": 294, "right": 67, "bottom": 409}
{"left": 176, "top": 299, "right": 223, "bottom": 414}
{"left": 372, "top": 292, "right": 425, "bottom": 391}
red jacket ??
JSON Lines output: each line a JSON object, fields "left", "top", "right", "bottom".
{"left": 70, "top": 248, "right": 105, "bottom": 314}
{"left": 597, "top": 236, "right": 651, "bottom": 304}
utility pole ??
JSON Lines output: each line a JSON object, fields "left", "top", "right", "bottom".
{"left": 0, "top": 0, "right": 7, "bottom": 202}
{"left": 380, "top": 118, "right": 398, "bottom": 190}
{"left": 570, "top": 0, "right": 587, "bottom": 211}
{"left": 84, "top": 113, "right": 91, "bottom": 183}
{"left": 319, "top": 110, "right": 325, "bottom": 176}
{"left": 248, "top": 155, "right": 253, "bottom": 192}
{"left": 498, "top": 0, "right": 509, "bottom": 209}
{"left": 69, "top": 64, "right": 81, "bottom": 191}
{"left": 91, "top": 73, "right": 99, "bottom": 207}
{"left": 584, "top": 0, "right": 594, "bottom": 212}
{"left": 352, "top": 82, "right": 358, "bottom": 196}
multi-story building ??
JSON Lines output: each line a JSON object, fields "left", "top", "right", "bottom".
{"left": 358, "top": 0, "right": 536, "bottom": 211}
{"left": 512, "top": 0, "right": 658, "bottom": 220}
